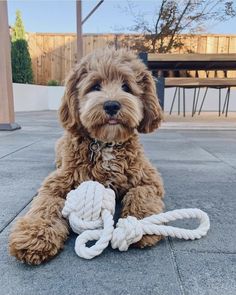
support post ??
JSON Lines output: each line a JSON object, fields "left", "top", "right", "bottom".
{"left": 76, "top": 0, "right": 83, "bottom": 62}
{"left": 156, "top": 75, "right": 165, "bottom": 111}
{"left": 138, "top": 52, "right": 165, "bottom": 110}
{"left": 0, "top": 1, "right": 20, "bottom": 131}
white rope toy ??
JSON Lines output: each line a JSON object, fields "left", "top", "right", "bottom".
{"left": 62, "top": 181, "right": 116, "bottom": 259}
{"left": 62, "top": 181, "right": 210, "bottom": 259}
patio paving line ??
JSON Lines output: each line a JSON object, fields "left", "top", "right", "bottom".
{"left": 166, "top": 237, "right": 185, "bottom": 295}
{"left": 192, "top": 145, "right": 236, "bottom": 171}
{"left": 170, "top": 248, "right": 236, "bottom": 255}
{"left": 161, "top": 126, "right": 236, "bottom": 130}
{"left": 0, "top": 139, "right": 42, "bottom": 160}
{"left": 0, "top": 196, "right": 35, "bottom": 234}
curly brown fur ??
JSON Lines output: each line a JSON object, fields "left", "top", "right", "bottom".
{"left": 9, "top": 47, "right": 164, "bottom": 264}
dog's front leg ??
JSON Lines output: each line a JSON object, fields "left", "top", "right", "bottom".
{"left": 9, "top": 170, "right": 74, "bottom": 265}
{"left": 121, "top": 184, "right": 164, "bottom": 248}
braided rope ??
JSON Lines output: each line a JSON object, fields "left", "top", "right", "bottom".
{"left": 62, "top": 181, "right": 210, "bottom": 259}
{"left": 111, "top": 208, "right": 210, "bottom": 251}
{"left": 62, "top": 181, "right": 116, "bottom": 259}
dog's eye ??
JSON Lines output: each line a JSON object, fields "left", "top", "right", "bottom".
{"left": 122, "top": 83, "right": 132, "bottom": 93}
{"left": 90, "top": 83, "right": 101, "bottom": 92}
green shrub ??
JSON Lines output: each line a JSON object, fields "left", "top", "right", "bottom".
{"left": 11, "top": 10, "right": 33, "bottom": 84}
{"left": 11, "top": 39, "right": 33, "bottom": 84}
{"left": 47, "top": 80, "right": 60, "bottom": 86}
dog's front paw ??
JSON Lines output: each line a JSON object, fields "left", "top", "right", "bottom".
{"left": 132, "top": 234, "right": 163, "bottom": 248}
{"left": 9, "top": 216, "right": 68, "bottom": 265}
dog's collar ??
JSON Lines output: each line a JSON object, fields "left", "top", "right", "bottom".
{"left": 89, "top": 139, "right": 123, "bottom": 162}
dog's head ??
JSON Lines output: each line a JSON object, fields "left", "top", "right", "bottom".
{"left": 59, "top": 48, "right": 163, "bottom": 142}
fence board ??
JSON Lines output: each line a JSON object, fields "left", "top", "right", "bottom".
{"left": 27, "top": 33, "right": 38, "bottom": 83}
{"left": 36, "top": 35, "right": 43, "bottom": 85}
{"left": 206, "top": 36, "right": 217, "bottom": 78}
{"left": 43, "top": 35, "right": 53, "bottom": 84}
{"left": 64, "top": 35, "right": 72, "bottom": 81}
{"left": 228, "top": 37, "right": 236, "bottom": 78}
{"left": 197, "top": 36, "right": 207, "bottom": 78}
{"left": 217, "top": 36, "right": 229, "bottom": 78}
{"left": 27, "top": 33, "right": 236, "bottom": 85}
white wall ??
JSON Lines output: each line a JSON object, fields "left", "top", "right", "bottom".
{"left": 13, "top": 83, "right": 64, "bottom": 112}
{"left": 13, "top": 83, "right": 236, "bottom": 113}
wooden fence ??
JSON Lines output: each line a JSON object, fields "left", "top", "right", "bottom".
{"left": 27, "top": 33, "right": 236, "bottom": 85}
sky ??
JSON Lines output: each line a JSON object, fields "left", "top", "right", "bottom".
{"left": 7, "top": 0, "right": 236, "bottom": 34}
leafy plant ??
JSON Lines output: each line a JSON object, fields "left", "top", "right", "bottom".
{"left": 11, "top": 10, "right": 26, "bottom": 42}
{"left": 11, "top": 10, "right": 33, "bottom": 84}
{"left": 11, "top": 39, "right": 33, "bottom": 84}
{"left": 47, "top": 80, "right": 60, "bottom": 86}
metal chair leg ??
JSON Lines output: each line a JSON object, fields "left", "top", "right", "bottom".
{"left": 178, "top": 88, "right": 180, "bottom": 115}
{"left": 198, "top": 87, "right": 208, "bottom": 115}
{"left": 183, "top": 88, "right": 186, "bottom": 117}
{"left": 222, "top": 88, "right": 229, "bottom": 114}
{"left": 169, "top": 87, "right": 178, "bottom": 115}
{"left": 219, "top": 88, "right": 221, "bottom": 117}
{"left": 192, "top": 88, "right": 196, "bottom": 117}
{"left": 194, "top": 88, "right": 201, "bottom": 115}
{"left": 225, "top": 88, "right": 231, "bottom": 117}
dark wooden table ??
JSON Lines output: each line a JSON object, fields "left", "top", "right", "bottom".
{"left": 147, "top": 53, "right": 236, "bottom": 71}
{"left": 139, "top": 53, "right": 236, "bottom": 116}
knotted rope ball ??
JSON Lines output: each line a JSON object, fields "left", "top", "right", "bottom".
{"left": 62, "top": 181, "right": 210, "bottom": 259}
{"left": 62, "top": 181, "right": 115, "bottom": 259}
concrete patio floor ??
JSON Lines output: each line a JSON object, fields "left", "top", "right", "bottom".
{"left": 0, "top": 111, "right": 236, "bottom": 295}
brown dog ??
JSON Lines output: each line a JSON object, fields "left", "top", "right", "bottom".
{"left": 9, "top": 48, "right": 165, "bottom": 265}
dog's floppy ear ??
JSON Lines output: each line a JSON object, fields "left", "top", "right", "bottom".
{"left": 137, "top": 69, "right": 163, "bottom": 133}
{"left": 59, "top": 65, "right": 87, "bottom": 133}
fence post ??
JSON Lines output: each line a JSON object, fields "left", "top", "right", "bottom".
{"left": 0, "top": 0, "right": 20, "bottom": 131}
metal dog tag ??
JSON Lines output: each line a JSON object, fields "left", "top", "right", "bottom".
{"left": 89, "top": 140, "right": 100, "bottom": 162}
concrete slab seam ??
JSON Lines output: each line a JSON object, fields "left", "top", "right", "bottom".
{"left": 195, "top": 145, "right": 236, "bottom": 171}
{"left": 166, "top": 237, "right": 186, "bottom": 295}
{"left": 0, "top": 194, "right": 36, "bottom": 234}
{"left": 0, "top": 139, "right": 43, "bottom": 160}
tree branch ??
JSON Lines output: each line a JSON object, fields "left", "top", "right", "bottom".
{"left": 165, "top": 0, "right": 192, "bottom": 52}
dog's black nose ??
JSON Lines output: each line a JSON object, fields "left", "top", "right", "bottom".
{"left": 103, "top": 100, "right": 121, "bottom": 116}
